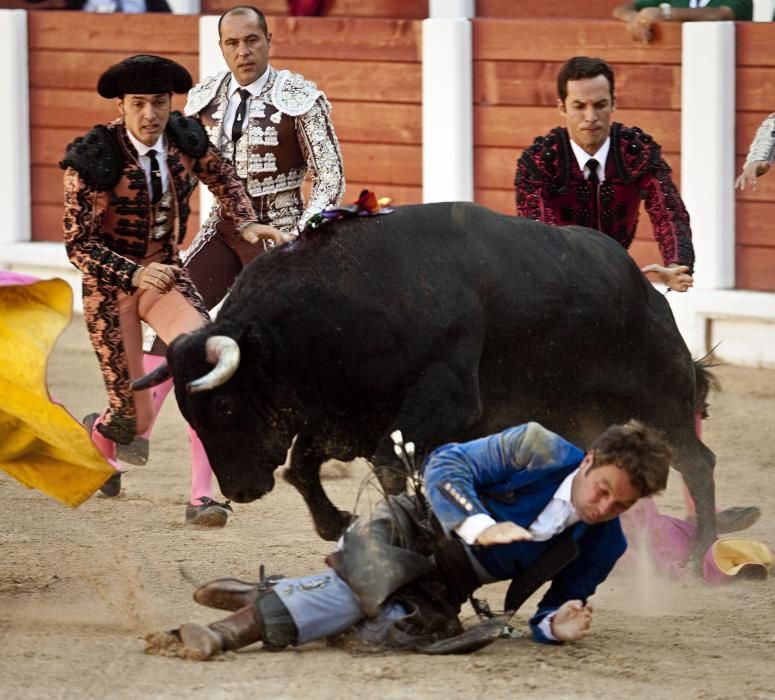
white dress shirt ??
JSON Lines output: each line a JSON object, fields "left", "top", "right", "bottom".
{"left": 223, "top": 68, "right": 271, "bottom": 142}
{"left": 453, "top": 467, "right": 582, "bottom": 643}
{"left": 569, "top": 137, "right": 610, "bottom": 183}
{"left": 454, "top": 467, "right": 580, "bottom": 545}
{"left": 126, "top": 130, "right": 169, "bottom": 198}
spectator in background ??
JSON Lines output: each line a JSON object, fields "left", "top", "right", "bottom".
{"left": 287, "top": 0, "right": 326, "bottom": 15}
{"left": 514, "top": 55, "right": 694, "bottom": 292}
{"left": 25, "top": 0, "right": 172, "bottom": 11}
{"left": 735, "top": 113, "right": 775, "bottom": 192}
{"left": 613, "top": 1, "right": 753, "bottom": 43}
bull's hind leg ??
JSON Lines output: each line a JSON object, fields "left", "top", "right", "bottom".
{"left": 283, "top": 434, "right": 352, "bottom": 541}
{"left": 670, "top": 433, "right": 718, "bottom": 561}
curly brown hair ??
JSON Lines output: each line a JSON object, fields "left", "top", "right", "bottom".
{"left": 589, "top": 420, "right": 670, "bottom": 497}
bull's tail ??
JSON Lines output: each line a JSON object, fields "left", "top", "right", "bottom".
{"left": 694, "top": 351, "right": 721, "bottom": 419}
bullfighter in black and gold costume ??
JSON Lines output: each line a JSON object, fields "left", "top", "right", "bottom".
{"left": 62, "top": 54, "right": 288, "bottom": 525}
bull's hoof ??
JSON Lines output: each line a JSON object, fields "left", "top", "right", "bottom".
{"left": 686, "top": 506, "right": 761, "bottom": 535}
{"left": 315, "top": 510, "right": 352, "bottom": 541}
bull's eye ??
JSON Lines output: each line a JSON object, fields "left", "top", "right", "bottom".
{"left": 213, "top": 396, "right": 235, "bottom": 421}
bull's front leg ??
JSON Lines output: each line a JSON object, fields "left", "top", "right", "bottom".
{"left": 672, "top": 437, "right": 718, "bottom": 564}
{"left": 282, "top": 434, "right": 352, "bottom": 541}
{"left": 372, "top": 350, "right": 483, "bottom": 495}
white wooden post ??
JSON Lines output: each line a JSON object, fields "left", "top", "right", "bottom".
{"left": 0, "top": 10, "right": 30, "bottom": 245}
{"left": 680, "top": 22, "right": 735, "bottom": 291}
{"left": 422, "top": 0, "right": 474, "bottom": 202}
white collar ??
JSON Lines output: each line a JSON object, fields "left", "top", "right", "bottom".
{"left": 569, "top": 136, "right": 610, "bottom": 179}
{"left": 126, "top": 128, "right": 165, "bottom": 158}
{"left": 555, "top": 467, "right": 578, "bottom": 509}
{"left": 228, "top": 67, "right": 270, "bottom": 99}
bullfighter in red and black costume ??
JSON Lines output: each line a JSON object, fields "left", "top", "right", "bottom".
{"left": 62, "top": 55, "right": 288, "bottom": 525}
{"left": 515, "top": 56, "right": 694, "bottom": 294}
{"left": 515, "top": 56, "right": 757, "bottom": 534}
{"left": 516, "top": 122, "right": 694, "bottom": 271}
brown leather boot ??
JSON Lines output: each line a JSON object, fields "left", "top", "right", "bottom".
{"left": 178, "top": 606, "right": 264, "bottom": 660}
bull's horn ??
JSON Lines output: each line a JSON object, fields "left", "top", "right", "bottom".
{"left": 186, "top": 335, "right": 241, "bottom": 394}
{"left": 131, "top": 361, "right": 171, "bottom": 391}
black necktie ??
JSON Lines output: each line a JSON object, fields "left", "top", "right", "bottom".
{"left": 147, "top": 148, "right": 162, "bottom": 205}
{"left": 587, "top": 158, "right": 600, "bottom": 228}
{"left": 587, "top": 158, "right": 600, "bottom": 187}
{"left": 231, "top": 88, "right": 251, "bottom": 143}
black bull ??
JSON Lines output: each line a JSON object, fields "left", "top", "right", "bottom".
{"left": 158, "top": 202, "right": 718, "bottom": 549}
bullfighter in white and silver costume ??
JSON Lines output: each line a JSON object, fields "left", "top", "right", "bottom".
{"left": 131, "top": 6, "right": 344, "bottom": 471}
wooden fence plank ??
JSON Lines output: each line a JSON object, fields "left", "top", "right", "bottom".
{"left": 29, "top": 50, "right": 199, "bottom": 90}
{"left": 474, "top": 61, "right": 680, "bottom": 109}
{"left": 267, "top": 17, "right": 421, "bottom": 63}
{"left": 339, "top": 142, "right": 421, "bottom": 185}
{"left": 736, "top": 246, "right": 775, "bottom": 291}
{"left": 736, "top": 23, "right": 775, "bottom": 67}
{"left": 477, "top": 0, "right": 618, "bottom": 18}
{"left": 334, "top": 102, "right": 421, "bottom": 145}
{"left": 473, "top": 19, "right": 682, "bottom": 65}
{"left": 736, "top": 202, "right": 775, "bottom": 246}
{"left": 736, "top": 67, "right": 775, "bottom": 112}
{"left": 475, "top": 105, "right": 681, "bottom": 151}
{"left": 28, "top": 11, "right": 199, "bottom": 53}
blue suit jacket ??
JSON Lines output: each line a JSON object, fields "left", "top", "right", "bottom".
{"left": 424, "top": 422, "right": 627, "bottom": 643}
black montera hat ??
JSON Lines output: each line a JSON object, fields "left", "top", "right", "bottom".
{"left": 97, "top": 54, "right": 193, "bottom": 99}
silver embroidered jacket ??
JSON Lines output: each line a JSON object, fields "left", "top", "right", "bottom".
{"left": 743, "top": 113, "right": 775, "bottom": 167}
{"left": 185, "top": 65, "right": 345, "bottom": 232}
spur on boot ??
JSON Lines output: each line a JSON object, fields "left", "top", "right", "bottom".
{"left": 194, "top": 569, "right": 286, "bottom": 611}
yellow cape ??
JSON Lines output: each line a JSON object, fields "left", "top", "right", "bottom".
{"left": 0, "top": 276, "right": 114, "bottom": 507}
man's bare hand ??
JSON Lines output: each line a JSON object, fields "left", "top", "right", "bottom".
{"left": 132, "top": 262, "right": 180, "bottom": 293}
{"left": 626, "top": 7, "right": 660, "bottom": 43}
{"left": 551, "top": 600, "right": 594, "bottom": 642}
{"left": 735, "top": 161, "right": 770, "bottom": 191}
{"left": 475, "top": 521, "right": 533, "bottom": 546}
{"left": 241, "top": 223, "right": 293, "bottom": 247}
{"left": 641, "top": 263, "right": 693, "bottom": 293}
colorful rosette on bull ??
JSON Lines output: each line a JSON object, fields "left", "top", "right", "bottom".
{"left": 305, "top": 189, "right": 394, "bottom": 230}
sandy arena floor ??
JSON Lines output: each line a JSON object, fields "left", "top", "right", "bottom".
{"left": 1, "top": 316, "right": 774, "bottom": 700}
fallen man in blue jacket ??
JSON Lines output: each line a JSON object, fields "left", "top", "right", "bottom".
{"left": 148, "top": 420, "right": 671, "bottom": 657}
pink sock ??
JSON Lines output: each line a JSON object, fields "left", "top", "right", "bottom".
{"left": 188, "top": 424, "right": 215, "bottom": 505}
{"left": 92, "top": 414, "right": 121, "bottom": 472}
{"left": 139, "top": 353, "right": 174, "bottom": 439}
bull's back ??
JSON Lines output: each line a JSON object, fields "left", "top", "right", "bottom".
{"left": 225, "top": 201, "right": 688, "bottom": 397}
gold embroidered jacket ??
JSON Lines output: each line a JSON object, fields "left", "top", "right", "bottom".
{"left": 61, "top": 115, "right": 256, "bottom": 441}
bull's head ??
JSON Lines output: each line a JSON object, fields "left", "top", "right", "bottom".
{"left": 135, "top": 326, "right": 294, "bottom": 503}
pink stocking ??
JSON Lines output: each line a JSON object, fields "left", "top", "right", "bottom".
{"left": 139, "top": 353, "right": 174, "bottom": 439}
{"left": 91, "top": 414, "right": 121, "bottom": 471}
{"left": 187, "top": 424, "right": 214, "bottom": 504}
